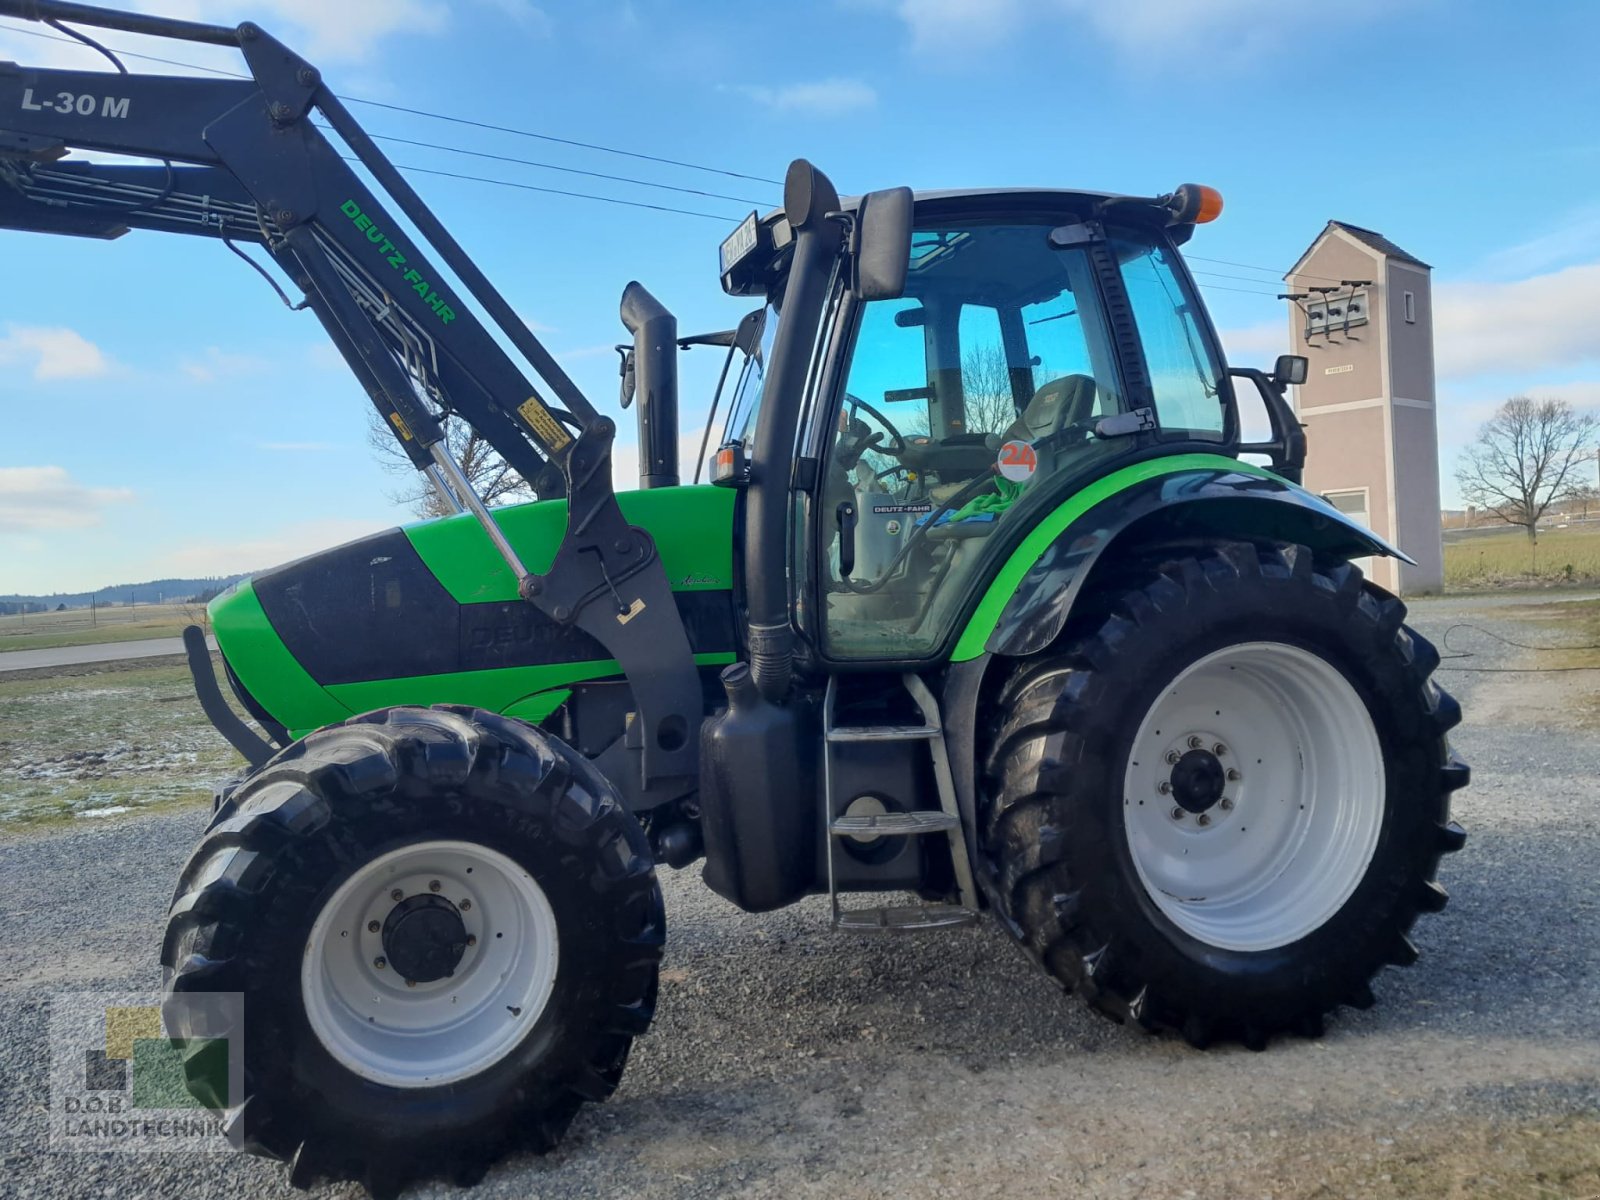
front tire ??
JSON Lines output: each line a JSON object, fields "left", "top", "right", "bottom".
{"left": 161, "top": 706, "right": 664, "bottom": 1195}
{"left": 980, "top": 543, "right": 1468, "bottom": 1048}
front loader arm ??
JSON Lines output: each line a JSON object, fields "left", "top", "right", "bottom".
{"left": 0, "top": 0, "right": 702, "bottom": 790}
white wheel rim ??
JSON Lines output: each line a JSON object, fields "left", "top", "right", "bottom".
{"left": 1122, "top": 641, "right": 1384, "bottom": 952}
{"left": 300, "top": 839, "right": 559, "bottom": 1088}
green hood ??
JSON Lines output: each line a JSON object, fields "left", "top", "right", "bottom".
{"left": 209, "top": 485, "right": 738, "bottom": 740}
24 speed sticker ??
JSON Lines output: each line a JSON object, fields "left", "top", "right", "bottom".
{"left": 997, "top": 439, "right": 1038, "bottom": 482}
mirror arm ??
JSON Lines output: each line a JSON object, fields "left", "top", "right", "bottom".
{"left": 1228, "top": 366, "right": 1307, "bottom": 484}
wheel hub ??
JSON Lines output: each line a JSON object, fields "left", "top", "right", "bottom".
{"left": 1170, "top": 748, "right": 1225, "bottom": 814}
{"left": 381, "top": 893, "right": 468, "bottom": 984}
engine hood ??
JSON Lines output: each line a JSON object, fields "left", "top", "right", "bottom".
{"left": 209, "top": 485, "right": 738, "bottom": 739}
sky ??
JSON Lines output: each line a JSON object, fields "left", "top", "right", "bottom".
{"left": 2, "top": 0, "right": 1598, "bottom": 594}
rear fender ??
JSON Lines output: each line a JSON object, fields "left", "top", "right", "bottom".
{"left": 985, "top": 468, "right": 1410, "bottom": 660}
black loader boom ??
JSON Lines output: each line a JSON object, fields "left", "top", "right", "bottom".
{"left": 0, "top": 0, "right": 701, "bottom": 792}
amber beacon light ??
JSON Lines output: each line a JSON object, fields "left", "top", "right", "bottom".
{"left": 1165, "top": 183, "right": 1225, "bottom": 225}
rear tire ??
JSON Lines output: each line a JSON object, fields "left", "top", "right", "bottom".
{"left": 161, "top": 705, "right": 663, "bottom": 1196}
{"left": 980, "top": 542, "right": 1468, "bottom": 1048}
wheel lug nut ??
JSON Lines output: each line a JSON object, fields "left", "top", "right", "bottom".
{"left": 405, "top": 979, "right": 416, "bottom": 988}
{"left": 390, "top": 889, "right": 404, "bottom": 902}
{"left": 367, "top": 920, "right": 380, "bottom": 933}
{"left": 374, "top": 957, "right": 386, "bottom": 969}
{"left": 460, "top": 899, "right": 472, "bottom": 911}
{"left": 1213, "top": 743, "right": 1226, "bottom": 756}
{"left": 1220, "top": 797, "right": 1234, "bottom": 811}
{"left": 1157, "top": 781, "right": 1172, "bottom": 795}
{"left": 1227, "top": 768, "right": 1241, "bottom": 781}
{"left": 429, "top": 879, "right": 442, "bottom": 892}
{"left": 1165, "top": 751, "right": 1181, "bottom": 765}
{"left": 1197, "top": 814, "right": 1212, "bottom": 827}
{"left": 1187, "top": 736, "right": 1203, "bottom": 749}
{"left": 1171, "top": 807, "right": 1186, "bottom": 821}
{"left": 466, "top": 935, "right": 477, "bottom": 947}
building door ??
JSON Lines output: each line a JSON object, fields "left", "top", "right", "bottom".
{"left": 1323, "top": 488, "right": 1373, "bottom": 579}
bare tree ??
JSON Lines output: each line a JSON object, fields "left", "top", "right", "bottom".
{"left": 1455, "top": 396, "right": 1599, "bottom": 558}
{"left": 960, "top": 342, "right": 1021, "bottom": 435}
{"left": 367, "top": 411, "right": 534, "bottom": 518}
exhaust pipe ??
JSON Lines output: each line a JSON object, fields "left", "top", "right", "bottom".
{"left": 619, "top": 281, "right": 679, "bottom": 489}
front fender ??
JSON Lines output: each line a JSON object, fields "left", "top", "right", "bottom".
{"left": 979, "top": 467, "right": 1410, "bottom": 660}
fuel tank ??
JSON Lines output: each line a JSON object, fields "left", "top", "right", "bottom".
{"left": 208, "top": 486, "right": 738, "bottom": 740}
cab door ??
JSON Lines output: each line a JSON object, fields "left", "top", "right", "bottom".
{"left": 807, "top": 219, "right": 1137, "bottom": 663}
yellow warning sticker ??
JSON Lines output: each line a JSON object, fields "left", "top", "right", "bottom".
{"left": 519, "top": 396, "right": 573, "bottom": 451}
{"left": 387, "top": 410, "right": 413, "bottom": 441}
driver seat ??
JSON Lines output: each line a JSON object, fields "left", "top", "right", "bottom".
{"left": 1007, "top": 373, "right": 1099, "bottom": 442}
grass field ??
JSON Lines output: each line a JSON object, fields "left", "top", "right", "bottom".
{"left": 0, "top": 602, "right": 200, "bottom": 653}
{"left": 1444, "top": 525, "right": 1600, "bottom": 589}
{"left": 0, "top": 659, "right": 242, "bottom": 831}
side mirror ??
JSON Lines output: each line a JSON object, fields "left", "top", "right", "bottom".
{"left": 1273, "top": 354, "right": 1308, "bottom": 387}
{"left": 617, "top": 346, "right": 636, "bottom": 409}
{"left": 853, "top": 186, "right": 913, "bottom": 301}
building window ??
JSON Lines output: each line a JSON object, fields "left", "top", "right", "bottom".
{"left": 1323, "top": 489, "right": 1371, "bottom": 529}
{"left": 1403, "top": 290, "right": 1416, "bottom": 323}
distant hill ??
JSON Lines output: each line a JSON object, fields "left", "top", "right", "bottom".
{"left": 0, "top": 575, "right": 250, "bottom": 614}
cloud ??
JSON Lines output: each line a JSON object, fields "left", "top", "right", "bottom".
{"left": 249, "top": 0, "right": 448, "bottom": 63}
{"left": 1475, "top": 205, "right": 1600, "bottom": 279}
{"left": 153, "top": 516, "right": 395, "bottom": 576}
{"left": 891, "top": 0, "right": 1027, "bottom": 54}
{"left": 610, "top": 431, "right": 716, "bottom": 491}
{"left": 0, "top": 325, "right": 110, "bottom": 381}
{"left": 735, "top": 78, "right": 878, "bottom": 117}
{"left": 1434, "top": 261, "right": 1600, "bottom": 380}
{"left": 1218, "top": 321, "right": 1290, "bottom": 365}
{"left": 179, "top": 348, "right": 272, "bottom": 384}
{"left": 476, "top": 0, "right": 552, "bottom": 36}
{"left": 0, "top": 466, "right": 133, "bottom": 533}
{"left": 889, "top": 0, "right": 1410, "bottom": 61}
{"left": 557, "top": 344, "right": 622, "bottom": 365}
{"left": 0, "top": 1, "right": 448, "bottom": 69}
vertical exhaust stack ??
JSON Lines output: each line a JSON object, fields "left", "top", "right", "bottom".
{"left": 619, "top": 282, "right": 679, "bottom": 489}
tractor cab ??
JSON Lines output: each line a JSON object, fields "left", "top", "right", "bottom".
{"left": 715, "top": 186, "right": 1286, "bottom": 664}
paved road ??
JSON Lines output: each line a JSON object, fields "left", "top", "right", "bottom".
{"left": 0, "top": 633, "right": 213, "bottom": 674}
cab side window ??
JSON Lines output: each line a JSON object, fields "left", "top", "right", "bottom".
{"left": 1116, "top": 239, "right": 1227, "bottom": 440}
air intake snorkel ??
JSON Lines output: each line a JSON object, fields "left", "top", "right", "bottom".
{"left": 745, "top": 160, "right": 844, "bottom": 702}
{"left": 619, "top": 281, "right": 680, "bottom": 489}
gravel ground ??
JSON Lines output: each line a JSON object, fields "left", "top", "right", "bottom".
{"left": 2, "top": 592, "right": 1597, "bottom": 1199}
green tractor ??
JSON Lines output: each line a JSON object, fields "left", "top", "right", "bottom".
{"left": 0, "top": 2, "right": 1467, "bottom": 1193}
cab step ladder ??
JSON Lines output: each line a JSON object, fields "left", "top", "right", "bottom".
{"left": 823, "top": 674, "right": 980, "bottom": 931}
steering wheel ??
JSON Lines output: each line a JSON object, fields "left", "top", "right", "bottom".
{"left": 844, "top": 394, "right": 908, "bottom": 459}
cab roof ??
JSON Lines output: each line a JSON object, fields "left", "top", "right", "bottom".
{"left": 723, "top": 186, "right": 1199, "bottom": 298}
